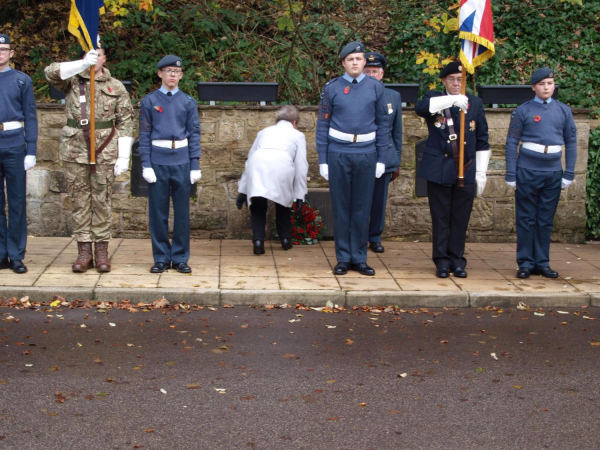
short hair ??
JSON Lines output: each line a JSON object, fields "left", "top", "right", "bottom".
{"left": 275, "top": 105, "right": 299, "bottom": 124}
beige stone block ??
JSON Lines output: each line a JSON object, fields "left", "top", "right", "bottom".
{"left": 554, "top": 201, "right": 586, "bottom": 232}
{"left": 0, "top": 272, "right": 40, "bottom": 286}
{"left": 96, "top": 274, "right": 159, "bottom": 288}
{"left": 43, "top": 113, "right": 67, "bottom": 127}
{"left": 35, "top": 273, "right": 99, "bottom": 287}
{"left": 112, "top": 195, "right": 147, "bottom": 213}
{"left": 200, "top": 133, "right": 216, "bottom": 144}
{"left": 338, "top": 278, "right": 399, "bottom": 291}
{"left": 453, "top": 278, "right": 518, "bottom": 292}
{"left": 197, "top": 184, "right": 228, "bottom": 211}
{"left": 122, "top": 212, "right": 148, "bottom": 232}
{"left": 218, "top": 120, "right": 245, "bottom": 142}
{"left": 220, "top": 276, "right": 280, "bottom": 290}
{"left": 396, "top": 278, "right": 460, "bottom": 291}
{"left": 279, "top": 277, "right": 340, "bottom": 290}
{"left": 37, "top": 140, "right": 59, "bottom": 162}
{"left": 469, "top": 200, "right": 494, "bottom": 230}
{"left": 202, "top": 143, "right": 232, "bottom": 167}
{"left": 158, "top": 275, "right": 219, "bottom": 289}
{"left": 221, "top": 265, "right": 278, "bottom": 277}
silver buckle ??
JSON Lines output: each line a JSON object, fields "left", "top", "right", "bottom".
{"left": 449, "top": 134, "right": 457, "bottom": 141}
{"left": 80, "top": 119, "right": 89, "bottom": 127}
{"left": 353, "top": 135, "right": 357, "bottom": 143}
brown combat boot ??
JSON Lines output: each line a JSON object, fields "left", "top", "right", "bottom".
{"left": 72, "top": 242, "right": 94, "bottom": 273}
{"left": 94, "top": 241, "right": 111, "bottom": 273}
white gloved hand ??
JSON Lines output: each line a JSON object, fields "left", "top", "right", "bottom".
{"left": 505, "top": 180, "right": 516, "bottom": 190}
{"left": 143, "top": 167, "right": 157, "bottom": 183}
{"left": 561, "top": 178, "right": 572, "bottom": 190}
{"left": 190, "top": 170, "right": 202, "bottom": 184}
{"left": 24, "top": 155, "right": 36, "bottom": 171}
{"left": 319, "top": 163, "right": 329, "bottom": 181}
{"left": 114, "top": 136, "right": 134, "bottom": 176}
{"left": 59, "top": 50, "right": 99, "bottom": 80}
{"left": 429, "top": 95, "right": 468, "bottom": 114}
{"left": 475, "top": 150, "right": 491, "bottom": 197}
{"left": 375, "top": 162, "right": 385, "bottom": 178}
{"left": 453, "top": 95, "right": 469, "bottom": 113}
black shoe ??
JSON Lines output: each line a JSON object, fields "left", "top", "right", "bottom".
{"left": 453, "top": 267, "right": 467, "bottom": 278}
{"left": 0, "top": 258, "right": 9, "bottom": 270}
{"left": 281, "top": 238, "right": 293, "bottom": 251}
{"left": 150, "top": 262, "right": 169, "bottom": 273}
{"left": 9, "top": 260, "right": 27, "bottom": 274}
{"left": 436, "top": 267, "right": 450, "bottom": 278}
{"left": 369, "top": 242, "right": 385, "bottom": 253}
{"left": 516, "top": 267, "right": 531, "bottom": 279}
{"left": 253, "top": 240, "right": 265, "bottom": 255}
{"left": 350, "top": 263, "right": 375, "bottom": 276}
{"left": 531, "top": 267, "right": 558, "bottom": 278}
{"left": 333, "top": 262, "right": 349, "bottom": 275}
{"left": 172, "top": 262, "right": 192, "bottom": 274}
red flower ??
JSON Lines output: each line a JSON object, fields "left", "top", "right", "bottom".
{"left": 533, "top": 115, "right": 541, "bottom": 122}
{"left": 344, "top": 86, "right": 350, "bottom": 94}
{"left": 154, "top": 106, "right": 163, "bottom": 113}
{"left": 108, "top": 87, "right": 113, "bottom": 93}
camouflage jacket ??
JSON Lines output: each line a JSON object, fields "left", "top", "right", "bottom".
{"left": 45, "top": 64, "right": 134, "bottom": 164}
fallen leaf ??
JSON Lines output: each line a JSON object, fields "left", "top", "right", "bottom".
{"left": 50, "top": 299, "right": 61, "bottom": 308}
{"left": 517, "top": 302, "right": 528, "bottom": 311}
{"left": 397, "top": 373, "right": 408, "bottom": 378}
{"left": 109, "top": 323, "right": 116, "bottom": 327}
{"left": 513, "top": 385, "right": 523, "bottom": 389}
{"left": 345, "top": 338, "right": 354, "bottom": 345}
{"left": 283, "top": 353, "right": 298, "bottom": 360}
{"left": 359, "top": 402, "right": 366, "bottom": 407}
{"left": 534, "top": 312, "right": 545, "bottom": 316}
{"left": 160, "top": 388, "right": 167, "bottom": 394}
{"left": 144, "top": 429, "right": 154, "bottom": 433}
{"left": 326, "top": 325, "right": 336, "bottom": 329}
{"left": 490, "top": 353, "right": 498, "bottom": 360}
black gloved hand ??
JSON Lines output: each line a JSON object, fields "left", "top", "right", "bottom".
{"left": 294, "top": 199, "right": 303, "bottom": 220}
{"left": 236, "top": 193, "right": 248, "bottom": 210}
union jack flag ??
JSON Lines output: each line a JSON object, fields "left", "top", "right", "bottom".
{"left": 459, "top": 0, "right": 495, "bottom": 73}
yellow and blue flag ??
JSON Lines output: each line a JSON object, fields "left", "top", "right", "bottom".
{"left": 68, "top": 0, "right": 105, "bottom": 51}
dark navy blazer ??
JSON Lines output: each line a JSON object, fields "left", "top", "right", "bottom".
{"left": 383, "top": 88, "right": 402, "bottom": 173}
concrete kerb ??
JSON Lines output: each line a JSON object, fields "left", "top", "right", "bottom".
{"left": 94, "top": 288, "right": 221, "bottom": 305}
{"left": 0, "top": 287, "right": 94, "bottom": 304}
{"left": 221, "top": 290, "right": 345, "bottom": 306}
{"left": 469, "top": 291, "right": 591, "bottom": 308}
{"left": 589, "top": 293, "right": 600, "bottom": 307}
{"left": 345, "top": 291, "right": 469, "bottom": 308}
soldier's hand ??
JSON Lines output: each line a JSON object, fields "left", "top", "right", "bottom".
{"left": 475, "top": 172, "right": 487, "bottom": 197}
{"left": 24, "top": 155, "right": 36, "bottom": 171}
{"left": 505, "top": 180, "right": 516, "bottom": 190}
{"left": 375, "top": 163, "right": 385, "bottom": 178}
{"left": 114, "top": 158, "right": 129, "bottom": 176}
{"left": 390, "top": 167, "right": 400, "bottom": 182}
{"left": 319, "top": 164, "right": 329, "bottom": 181}
{"left": 190, "top": 170, "right": 202, "bottom": 184}
{"left": 142, "top": 167, "right": 157, "bottom": 183}
{"left": 452, "top": 95, "right": 469, "bottom": 113}
{"left": 236, "top": 193, "right": 248, "bottom": 210}
{"left": 83, "top": 50, "right": 99, "bottom": 68}
{"left": 561, "top": 178, "right": 573, "bottom": 190}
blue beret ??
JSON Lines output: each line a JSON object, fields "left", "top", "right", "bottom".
{"left": 158, "top": 55, "right": 183, "bottom": 69}
{"left": 439, "top": 61, "right": 462, "bottom": 79}
{"left": 530, "top": 67, "right": 554, "bottom": 84}
{"left": 340, "top": 41, "right": 365, "bottom": 60}
{"left": 0, "top": 34, "right": 11, "bottom": 45}
{"left": 365, "top": 52, "right": 387, "bottom": 69}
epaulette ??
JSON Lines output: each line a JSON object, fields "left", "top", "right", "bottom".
{"left": 323, "top": 77, "right": 339, "bottom": 88}
{"left": 186, "top": 94, "right": 197, "bottom": 103}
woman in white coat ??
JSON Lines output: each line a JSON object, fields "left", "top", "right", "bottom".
{"left": 236, "top": 106, "right": 309, "bottom": 254}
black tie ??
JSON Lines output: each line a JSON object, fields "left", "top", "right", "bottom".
{"left": 352, "top": 79, "right": 357, "bottom": 84}
{"left": 543, "top": 100, "right": 547, "bottom": 104}
{"left": 167, "top": 92, "right": 172, "bottom": 97}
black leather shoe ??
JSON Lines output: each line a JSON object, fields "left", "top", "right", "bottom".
{"left": 333, "top": 262, "right": 349, "bottom": 275}
{"left": 281, "top": 238, "right": 293, "bottom": 251}
{"left": 516, "top": 267, "right": 531, "bottom": 279}
{"left": 150, "top": 262, "right": 169, "bottom": 273}
{"left": 350, "top": 263, "right": 375, "bottom": 276}
{"left": 9, "top": 260, "right": 28, "bottom": 274}
{"left": 369, "top": 242, "right": 385, "bottom": 253}
{"left": 436, "top": 267, "right": 450, "bottom": 278}
{"left": 253, "top": 240, "right": 265, "bottom": 255}
{"left": 0, "top": 258, "right": 9, "bottom": 270}
{"left": 531, "top": 267, "right": 558, "bottom": 278}
{"left": 453, "top": 267, "right": 467, "bottom": 278}
{"left": 172, "top": 262, "right": 192, "bottom": 274}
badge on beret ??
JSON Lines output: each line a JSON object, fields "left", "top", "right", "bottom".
{"left": 469, "top": 120, "right": 476, "bottom": 132}
{"left": 154, "top": 106, "right": 163, "bottom": 113}
{"left": 176, "top": 60, "right": 181, "bottom": 67}
{"left": 0, "top": 37, "right": 5, "bottom": 43}
{"left": 368, "top": 54, "right": 375, "bottom": 61}
{"left": 355, "top": 45, "right": 361, "bottom": 51}
{"left": 344, "top": 86, "right": 350, "bottom": 94}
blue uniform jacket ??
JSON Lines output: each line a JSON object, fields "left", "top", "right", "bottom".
{"left": 383, "top": 88, "right": 402, "bottom": 172}
{"left": 415, "top": 91, "right": 489, "bottom": 185}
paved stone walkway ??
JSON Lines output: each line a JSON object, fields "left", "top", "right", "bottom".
{"left": 1, "top": 238, "right": 600, "bottom": 307}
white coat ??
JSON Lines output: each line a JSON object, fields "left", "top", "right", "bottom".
{"left": 238, "top": 120, "right": 308, "bottom": 208}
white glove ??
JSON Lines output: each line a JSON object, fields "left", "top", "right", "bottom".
{"left": 475, "top": 150, "right": 491, "bottom": 197}
{"left": 429, "top": 94, "right": 468, "bottom": 114}
{"left": 59, "top": 50, "right": 99, "bottom": 80}
{"left": 114, "top": 136, "right": 134, "bottom": 176}
{"left": 319, "top": 163, "right": 329, "bottom": 181}
{"left": 375, "top": 162, "right": 385, "bottom": 178}
{"left": 561, "top": 178, "right": 572, "bottom": 189}
{"left": 143, "top": 167, "right": 157, "bottom": 183}
{"left": 505, "top": 180, "right": 516, "bottom": 190}
{"left": 24, "top": 155, "right": 36, "bottom": 171}
{"left": 190, "top": 170, "right": 202, "bottom": 184}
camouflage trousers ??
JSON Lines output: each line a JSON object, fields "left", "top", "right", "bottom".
{"left": 64, "top": 162, "right": 115, "bottom": 243}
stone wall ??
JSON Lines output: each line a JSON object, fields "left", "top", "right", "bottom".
{"left": 26, "top": 104, "right": 591, "bottom": 243}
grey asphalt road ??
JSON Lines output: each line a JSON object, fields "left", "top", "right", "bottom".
{"left": 1, "top": 304, "right": 599, "bottom": 450}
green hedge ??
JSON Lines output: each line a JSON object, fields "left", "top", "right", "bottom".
{"left": 586, "top": 126, "right": 600, "bottom": 239}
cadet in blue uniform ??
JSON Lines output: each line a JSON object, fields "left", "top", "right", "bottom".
{"left": 505, "top": 67, "right": 577, "bottom": 279}
{"left": 0, "top": 33, "right": 37, "bottom": 274}
{"left": 415, "top": 62, "right": 491, "bottom": 278}
{"left": 316, "top": 42, "right": 389, "bottom": 276}
{"left": 139, "top": 55, "right": 201, "bottom": 274}
{"left": 363, "top": 52, "right": 402, "bottom": 253}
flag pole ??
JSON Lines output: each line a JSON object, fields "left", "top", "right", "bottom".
{"left": 457, "top": 65, "right": 466, "bottom": 188}
{"left": 90, "top": 64, "right": 96, "bottom": 174}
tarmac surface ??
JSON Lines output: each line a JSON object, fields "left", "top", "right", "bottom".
{"left": 0, "top": 305, "right": 599, "bottom": 449}
{"left": 1, "top": 238, "right": 600, "bottom": 308}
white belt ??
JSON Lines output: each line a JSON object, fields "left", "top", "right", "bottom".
{"left": 522, "top": 142, "right": 562, "bottom": 154}
{"left": 0, "top": 121, "right": 23, "bottom": 131}
{"left": 152, "top": 138, "right": 188, "bottom": 149}
{"left": 329, "top": 128, "right": 376, "bottom": 143}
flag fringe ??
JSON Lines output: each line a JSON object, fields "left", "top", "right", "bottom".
{"left": 459, "top": 31, "right": 495, "bottom": 74}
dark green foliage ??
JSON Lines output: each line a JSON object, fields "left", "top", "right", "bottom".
{"left": 586, "top": 127, "right": 600, "bottom": 239}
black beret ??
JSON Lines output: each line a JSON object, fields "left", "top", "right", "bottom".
{"left": 340, "top": 41, "right": 365, "bottom": 60}
{"left": 530, "top": 67, "right": 554, "bottom": 84}
{"left": 439, "top": 61, "right": 462, "bottom": 79}
{"left": 365, "top": 52, "right": 387, "bottom": 69}
{"left": 158, "top": 55, "right": 183, "bottom": 69}
{"left": 0, "top": 34, "right": 12, "bottom": 45}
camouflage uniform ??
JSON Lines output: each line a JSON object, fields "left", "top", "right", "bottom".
{"left": 45, "top": 64, "right": 133, "bottom": 242}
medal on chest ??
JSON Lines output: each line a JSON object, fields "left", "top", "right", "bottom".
{"left": 435, "top": 115, "right": 446, "bottom": 129}
{"left": 387, "top": 103, "right": 393, "bottom": 114}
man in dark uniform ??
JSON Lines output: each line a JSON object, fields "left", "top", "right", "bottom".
{"left": 505, "top": 67, "right": 577, "bottom": 279}
{"left": 0, "top": 33, "right": 37, "bottom": 274}
{"left": 363, "top": 52, "right": 402, "bottom": 253}
{"left": 139, "top": 55, "right": 201, "bottom": 274}
{"left": 316, "top": 41, "right": 389, "bottom": 276}
{"left": 415, "top": 61, "right": 491, "bottom": 278}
